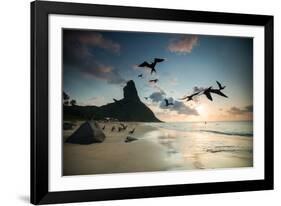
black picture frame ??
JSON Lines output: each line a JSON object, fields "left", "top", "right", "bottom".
{"left": 31, "top": 0, "right": 274, "bottom": 204}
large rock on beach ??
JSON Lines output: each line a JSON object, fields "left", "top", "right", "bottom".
{"left": 65, "top": 121, "right": 105, "bottom": 144}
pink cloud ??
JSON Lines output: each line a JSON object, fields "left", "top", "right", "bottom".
{"left": 79, "top": 33, "right": 120, "bottom": 54}
{"left": 168, "top": 35, "right": 198, "bottom": 54}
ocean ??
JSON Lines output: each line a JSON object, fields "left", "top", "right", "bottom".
{"left": 148, "top": 121, "right": 253, "bottom": 137}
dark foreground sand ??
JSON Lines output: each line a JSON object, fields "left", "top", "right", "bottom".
{"left": 63, "top": 122, "right": 253, "bottom": 176}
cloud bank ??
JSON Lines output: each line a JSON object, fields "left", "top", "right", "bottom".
{"left": 78, "top": 32, "right": 120, "bottom": 54}
{"left": 64, "top": 30, "right": 125, "bottom": 84}
{"left": 227, "top": 105, "right": 253, "bottom": 115}
{"left": 149, "top": 92, "right": 198, "bottom": 116}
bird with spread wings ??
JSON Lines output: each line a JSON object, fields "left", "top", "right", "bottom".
{"left": 138, "top": 58, "right": 165, "bottom": 74}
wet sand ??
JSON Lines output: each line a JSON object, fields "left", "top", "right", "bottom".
{"left": 63, "top": 122, "right": 253, "bottom": 176}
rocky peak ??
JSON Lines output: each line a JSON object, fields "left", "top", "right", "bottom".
{"left": 123, "top": 80, "right": 140, "bottom": 101}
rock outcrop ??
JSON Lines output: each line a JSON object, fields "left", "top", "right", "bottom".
{"left": 64, "top": 80, "right": 161, "bottom": 122}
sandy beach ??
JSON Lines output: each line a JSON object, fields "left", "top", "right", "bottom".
{"left": 63, "top": 121, "right": 253, "bottom": 176}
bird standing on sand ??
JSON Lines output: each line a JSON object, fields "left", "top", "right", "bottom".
{"left": 179, "top": 92, "right": 200, "bottom": 102}
{"left": 164, "top": 98, "right": 174, "bottom": 106}
{"left": 111, "top": 126, "right": 116, "bottom": 132}
{"left": 149, "top": 79, "right": 158, "bottom": 83}
{"left": 129, "top": 128, "right": 135, "bottom": 134}
{"left": 138, "top": 58, "right": 165, "bottom": 74}
{"left": 118, "top": 127, "right": 123, "bottom": 132}
{"left": 120, "top": 123, "right": 127, "bottom": 130}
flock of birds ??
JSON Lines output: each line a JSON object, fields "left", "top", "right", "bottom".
{"left": 104, "top": 57, "right": 228, "bottom": 143}
{"left": 136, "top": 57, "right": 228, "bottom": 105}
{"left": 101, "top": 123, "right": 137, "bottom": 143}
{"left": 179, "top": 81, "right": 228, "bottom": 102}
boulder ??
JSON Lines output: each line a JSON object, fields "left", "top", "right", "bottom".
{"left": 125, "top": 136, "right": 138, "bottom": 143}
{"left": 65, "top": 121, "right": 105, "bottom": 144}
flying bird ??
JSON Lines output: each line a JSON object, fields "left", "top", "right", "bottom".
{"left": 216, "top": 81, "right": 226, "bottom": 90}
{"left": 120, "top": 123, "right": 127, "bottom": 130}
{"left": 210, "top": 88, "right": 228, "bottom": 98}
{"left": 203, "top": 87, "right": 228, "bottom": 101}
{"left": 149, "top": 79, "right": 158, "bottom": 83}
{"left": 129, "top": 128, "right": 135, "bottom": 134}
{"left": 138, "top": 74, "right": 143, "bottom": 78}
{"left": 179, "top": 92, "right": 200, "bottom": 101}
{"left": 138, "top": 58, "right": 165, "bottom": 74}
{"left": 164, "top": 98, "right": 174, "bottom": 106}
{"left": 203, "top": 87, "right": 213, "bottom": 101}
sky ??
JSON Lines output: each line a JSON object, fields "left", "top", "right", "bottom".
{"left": 63, "top": 29, "right": 253, "bottom": 122}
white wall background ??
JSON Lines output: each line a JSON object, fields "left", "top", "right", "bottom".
{"left": 0, "top": 0, "right": 279, "bottom": 205}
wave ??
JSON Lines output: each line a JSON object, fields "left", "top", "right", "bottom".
{"left": 199, "top": 129, "right": 253, "bottom": 137}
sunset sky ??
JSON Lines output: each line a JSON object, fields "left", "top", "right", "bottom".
{"left": 63, "top": 29, "right": 253, "bottom": 122}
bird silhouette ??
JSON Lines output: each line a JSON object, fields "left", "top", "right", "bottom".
{"left": 138, "top": 58, "right": 165, "bottom": 74}
{"left": 203, "top": 86, "right": 228, "bottom": 101}
{"left": 138, "top": 74, "right": 143, "bottom": 78}
{"left": 102, "top": 125, "right": 105, "bottom": 130}
{"left": 111, "top": 126, "right": 116, "bottom": 132}
{"left": 210, "top": 88, "right": 228, "bottom": 98}
{"left": 216, "top": 81, "right": 226, "bottom": 90}
{"left": 179, "top": 92, "right": 200, "bottom": 101}
{"left": 203, "top": 87, "right": 213, "bottom": 101}
{"left": 149, "top": 79, "right": 158, "bottom": 83}
{"left": 118, "top": 127, "right": 123, "bottom": 132}
{"left": 120, "top": 123, "right": 128, "bottom": 130}
{"left": 164, "top": 98, "right": 174, "bottom": 106}
{"left": 129, "top": 128, "right": 135, "bottom": 134}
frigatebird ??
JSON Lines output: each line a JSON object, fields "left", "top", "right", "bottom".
{"left": 129, "top": 128, "right": 135, "bottom": 134}
{"left": 149, "top": 79, "right": 158, "bottom": 83}
{"left": 203, "top": 87, "right": 213, "bottom": 101}
{"left": 179, "top": 92, "right": 200, "bottom": 101}
{"left": 164, "top": 98, "right": 174, "bottom": 106}
{"left": 216, "top": 81, "right": 226, "bottom": 90}
{"left": 120, "top": 123, "right": 127, "bottom": 130}
{"left": 203, "top": 87, "right": 228, "bottom": 101}
{"left": 210, "top": 88, "right": 228, "bottom": 98}
{"left": 138, "top": 58, "right": 165, "bottom": 74}
{"left": 111, "top": 126, "right": 116, "bottom": 132}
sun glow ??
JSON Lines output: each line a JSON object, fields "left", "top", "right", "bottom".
{"left": 196, "top": 105, "right": 205, "bottom": 114}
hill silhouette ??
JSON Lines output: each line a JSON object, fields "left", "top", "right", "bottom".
{"left": 64, "top": 80, "right": 161, "bottom": 122}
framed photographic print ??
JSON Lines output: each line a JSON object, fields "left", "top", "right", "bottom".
{"left": 31, "top": 0, "right": 274, "bottom": 204}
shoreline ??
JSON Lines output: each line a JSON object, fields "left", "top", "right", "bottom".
{"left": 63, "top": 121, "right": 253, "bottom": 176}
